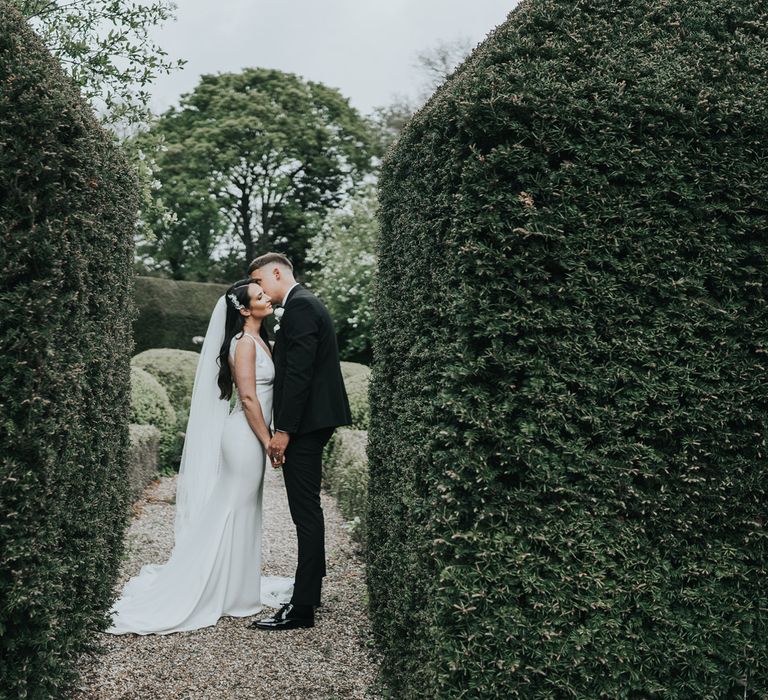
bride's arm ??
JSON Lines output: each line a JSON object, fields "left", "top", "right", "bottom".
{"left": 233, "top": 338, "right": 272, "bottom": 449}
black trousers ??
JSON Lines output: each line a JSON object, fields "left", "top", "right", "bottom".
{"left": 282, "top": 426, "right": 335, "bottom": 607}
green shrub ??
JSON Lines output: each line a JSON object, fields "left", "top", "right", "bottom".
{"left": 131, "top": 348, "right": 199, "bottom": 472}
{"left": 133, "top": 276, "right": 227, "bottom": 353}
{"left": 340, "top": 361, "right": 371, "bottom": 430}
{"left": 0, "top": 3, "right": 138, "bottom": 696}
{"left": 369, "top": 1, "right": 768, "bottom": 698}
{"left": 324, "top": 428, "right": 369, "bottom": 543}
{"left": 131, "top": 348, "right": 199, "bottom": 413}
{"left": 127, "top": 424, "right": 161, "bottom": 500}
{"left": 129, "top": 366, "right": 178, "bottom": 472}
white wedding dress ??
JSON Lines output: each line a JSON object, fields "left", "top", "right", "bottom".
{"left": 106, "top": 332, "right": 293, "bottom": 635}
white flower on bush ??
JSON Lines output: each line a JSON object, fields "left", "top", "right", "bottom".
{"left": 192, "top": 336, "right": 205, "bottom": 345}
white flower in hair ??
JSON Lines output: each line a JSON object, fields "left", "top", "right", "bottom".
{"left": 228, "top": 292, "right": 244, "bottom": 310}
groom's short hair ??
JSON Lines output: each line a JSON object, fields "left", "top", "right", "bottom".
{"left": 248, "top": 252, "right": 293, "bottom": 273}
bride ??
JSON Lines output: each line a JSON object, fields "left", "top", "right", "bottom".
{"left": 107, "top": 279, "right": 293, "bottom": 635}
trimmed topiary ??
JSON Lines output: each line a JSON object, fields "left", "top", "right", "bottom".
{"left": 131, "top": 348, "right": 199, "bottom": 473}
{"left": 127, "top": 424, "right": 161, "bottom": 500}
{"left": 0, "top": 3, "right": 138, "bottom": 695}
{"left": 369, "top": 1, "right": 768, "bottom": 698}
{"left": 340, "top": 361, "right": 371, "bottom": 430}
{"left": 324, "top": 428, "right": 369, "bottom": 543}
{"left": 131, "top": 348, "right": 199, "bottom": 414}
{"left": 133, "top": 276, "right": 227, "bottom": 353}
{"left": 129, "top": 366, "right": 178, "bottom": 472}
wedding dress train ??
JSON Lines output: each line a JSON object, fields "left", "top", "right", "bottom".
{"left": 107, "top": 332, "right": 293, "bottom": 635}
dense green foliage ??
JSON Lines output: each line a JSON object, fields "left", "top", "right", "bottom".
{"left": 307, "top": 187, "right": 378, "bottom": 363}
{"left": 133, "top": 276, "right": 227, "bottom": 353}
{"left": 0, "top": 4, "right": 138, "bottom": 695}
{"left": 323, "top": 363, "right": 372, "bottom": 543}
{"left": 324, "top": 428, "right": 368, "bottom": 543}
{"left": 129, "top": 366, "right": 177, "bottom": 471}
{"left": 127, "top": 424, "right": 161, "bottom": 499}
{"left": 134, "top": 68, "right": 379, "bottom": 278}
{"left": 368, "top": 1, "right": 768, "bottom": 697}
{"left": 340, "top": 361, "right": 371, "bottom": 430}
{"left": 131, "top": 348, "right": 199, "bottom": 472}
{"left": 131, "top": 348, "right": 199, "bottom": 414}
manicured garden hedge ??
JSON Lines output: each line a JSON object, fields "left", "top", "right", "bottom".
{"left": 323, "top": 364, "right": 371, "bottom": 542}
{"left": 324, "top": 428, "right": 369, "bottom": 543}
{"left": 127, "top": 424, "right": 161, "bottom": 500}
{"left": 132, "top": 348, "right": 199, "bottom": 471}
{"left": 130, "top": 366, "right": 178, "bottom": 472}
{"left": 368, "top": 1, "right": 768, "bottom": 697}
{"left": 133, "top": 276, "right": 227, "bottom": 353}
{"left": 0, "top": 4, "right": 138, "bottom": 696}
{"left": 131, "top": 348, "right": 199, "bottom": 414}
{"left": 340, "top": 361, "right": 371, "bottom": 430}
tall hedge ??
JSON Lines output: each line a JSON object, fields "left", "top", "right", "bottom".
{"left": 133, "top": 276, "right": 227, "bottom": 352}
{"left": 0, "top": 5, "right": 138, "bottom": 697}
{"left": 369, "top": 1, "right": 768, "bottom": 697}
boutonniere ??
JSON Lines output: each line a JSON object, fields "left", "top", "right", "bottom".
{"left": 273, "top": 306, "right": 285, "bottom": 332}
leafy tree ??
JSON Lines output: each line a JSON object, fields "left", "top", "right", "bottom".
{"left": 131, "top": 133, "right": 224, "bottom": 280}
{"left": 305, "top": 185, "right": 378, "bottom": 363}
{"left": 13, "top": 0, "right": 184, "bottom": 127}
{"left": 138, "top": 68, "right": 379, "bottom": 278}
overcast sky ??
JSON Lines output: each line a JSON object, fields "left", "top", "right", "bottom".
{"left": 148, "top": 0, "right": 517, "bottom": 117}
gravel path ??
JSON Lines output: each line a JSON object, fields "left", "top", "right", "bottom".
{"left": 74, "top": 467, "right": 381, "bottom": 699}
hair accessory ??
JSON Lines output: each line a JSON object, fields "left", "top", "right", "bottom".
{"left": 228, "top": 293, "right": 244, "bottom": 311}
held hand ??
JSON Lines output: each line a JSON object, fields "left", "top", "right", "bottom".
{"left": 261, "top": 428, "right": 273, "bottom": 453}
{"left": 268, "top": 431, "right": 290, "bottom": 469}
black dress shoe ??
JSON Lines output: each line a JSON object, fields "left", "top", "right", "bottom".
{"left": 249, "top": 603, "right": 314, "bottom": 630}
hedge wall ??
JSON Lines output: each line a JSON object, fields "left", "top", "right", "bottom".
{"left": 369, "top": 1, "right": 768, "bottom": 698}
{"left": 0, "top": 4, "right": 138, "bottom": 697}
{"left": 133, "top": 276, "right": 227, "bottom": 353}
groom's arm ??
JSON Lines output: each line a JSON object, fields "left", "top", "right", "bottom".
{"left": 274, "top": 298, "right": 319, "bottom": 434}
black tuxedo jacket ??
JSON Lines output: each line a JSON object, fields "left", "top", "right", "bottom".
{"left": 272, "top": 285, "right": 352, "bottom": 435}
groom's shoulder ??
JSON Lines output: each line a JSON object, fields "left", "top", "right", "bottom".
{"left": 293, "top": 285, "right": 320, "bottom": 306}
{"left": 293, "top": 286, "right": 331, "bottom": 318}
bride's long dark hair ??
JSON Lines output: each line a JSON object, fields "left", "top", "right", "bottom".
{"left": 217, "top": 278, "right": 271, "bottom": 400}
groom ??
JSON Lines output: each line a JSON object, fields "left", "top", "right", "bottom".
{"left": 246, "top": 252, "right": 352, "bottom": 630}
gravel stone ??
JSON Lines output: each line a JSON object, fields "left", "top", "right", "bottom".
{"left": 73, "top": 466, "right": 382, "bottom": 699}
